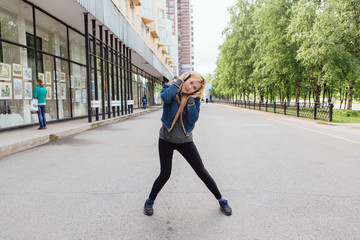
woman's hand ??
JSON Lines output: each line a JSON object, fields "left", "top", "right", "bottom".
{"left": 191, "top": 91, "right": 202, "bottom": 99}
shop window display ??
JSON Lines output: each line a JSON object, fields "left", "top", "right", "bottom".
{"left": 154, "top": 82, "right": 162, "bottom": 105}
{"left": 71, "top": 63, "right": 87, "bottom": 118}
{"left": 0, "top": 42, "right": 37, "bottom": 128}
{"left": 56, "top": 58, "right": 71, "bottom": 119}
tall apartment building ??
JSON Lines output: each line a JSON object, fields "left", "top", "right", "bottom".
{"left": 176, "top": 0, "right": 194, "bottom": 75}
{"left": 166, "top": 0, "right": 179, "bottom": 76}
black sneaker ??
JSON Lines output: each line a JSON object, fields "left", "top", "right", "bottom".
{"left": 37, "top": 127, "right": 43, "bottom": 130}
{"left": 219, "top": 199, "right": 232, "bottom": 215}
{"left": 143, "top": 199, "right": 154, "bottom": 216}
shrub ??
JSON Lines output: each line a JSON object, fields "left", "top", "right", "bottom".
{"left": 333, "top": 109, "right": 360, "bottom": 117}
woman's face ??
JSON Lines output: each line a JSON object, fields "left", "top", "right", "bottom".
{"left": 181, "top": 79, "right": 202, "bottom": 94}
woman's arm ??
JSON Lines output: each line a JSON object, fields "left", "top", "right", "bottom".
{"left": 186, "top": 97, "right": 201, "bottom": 123}
{"left": 33, "top": 87, "right": 38, "bottom": 99}
{"left": 160, "top": 79, "right": 182, "bottom": 104}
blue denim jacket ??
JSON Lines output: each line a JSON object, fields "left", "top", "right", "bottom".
{"left": 160, "top": 80, "right": 201, "bottom": 136}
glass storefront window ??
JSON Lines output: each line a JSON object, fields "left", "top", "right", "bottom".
{"left": 0, "top": 44, "right": 37, "bottom": 128}
{"left": 56, "top": 58, "right": 71, "bottom": 119}
{"left": 154, "top": 82, "right": 162, "bottom": 105}
{"left": 27, "top": 34, "right": 43, "bottom": 76}
{"left": 70, "top": 63, "right": 87, "bottom": 117}
{"left": 132, "top": 72, "right": 138, "bottom": 108}
{"left": 35, "top": 9, "right": 68, "bottom": 59}
{"left": 0, "top": 0, "right": 33, "bottom": 45}
{"left": 69, "top": 29, "right": 85, "bottom": 65}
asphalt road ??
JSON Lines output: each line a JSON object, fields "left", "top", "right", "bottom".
{"left": 1, "top": 103, "right": 360, "bottom": 240}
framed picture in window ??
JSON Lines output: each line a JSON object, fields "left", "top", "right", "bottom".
{"left": 60, "top": 72, "right": 66, "bottom": 82}
{"left": 46, "top": 86, "right": 52, "bottom": 100}
{"left": 71, "top": 75, "right": 75, "bottom": 88}
{"left": 61, "top": 83, "right": 66, "bottom": 99}
{"left": 0, "top": 82, "right": 12, "bottom": 99}
{"left": 45, "top": 71, "right": 52, "bottom": 85}
{"left": 75, "top": 89, "right": 81, "bottom": 102}
{"left": 24, "top": 82, "right": 33, "bottom": 99}
{"left": 23, "top": 67, "right": 32, "bottom": 80}
{"left": 81, "top": 76, "right": 86, "bottom": 88}
{"left": 75, "top": 77, "right": 80, "bottom": 89}
{"left": 0, "top": 62, "right": 12, "bottom": 81}
{"left": 13, "top": 78, "right": 23, "bottom": 99}
{"left": 12, "top": 63, "right": 23, "bottom": 77}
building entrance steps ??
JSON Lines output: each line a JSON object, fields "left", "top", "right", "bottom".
{"left": 0, "top": 106, "right": 162, "bottom": 159}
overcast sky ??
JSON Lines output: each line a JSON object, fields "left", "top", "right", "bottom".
{"left": 192, "top": 0, "right": 236, "bottom": 76}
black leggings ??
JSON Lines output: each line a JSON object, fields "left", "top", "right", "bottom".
{"left": 148, "top": 139, "right": 222, "bottom": 200}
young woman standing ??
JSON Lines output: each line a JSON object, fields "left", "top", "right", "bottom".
{"left": 144, "top": 72, "right": 232, "bottom": 216}
{"left": 33, "top": 79, "right": 48, "bottom": 130}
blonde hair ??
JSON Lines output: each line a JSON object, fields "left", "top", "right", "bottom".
{"left": 168, "top": 72, "right": 206, "bottom": 133}
{"left": 177, "top": 71, "right": 206, "bottom": 106}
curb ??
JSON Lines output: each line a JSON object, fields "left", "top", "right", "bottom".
{"left": 0, "top": 107, "right": 161, "bottom": 159}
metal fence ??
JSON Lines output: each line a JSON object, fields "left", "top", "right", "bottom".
{"left": 214, "top": 100, "right": 334, "bottom": 122}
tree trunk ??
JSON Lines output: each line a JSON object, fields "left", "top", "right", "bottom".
{"left": 347, "top": 77, "right": 355, "bottom": 110}
{"left": 295, "top": 77, "right": 300, "bottom": 104}
{"left": 339, "top": 87, "right": 343, "bottom": 110}
{"left": 307, "top": 66, "right": 322, "bottom": 105}
{"left": 344, "top": 89, "right": 348, "bottom": 110}
{"left": 303, "top": 78, "right": 307, "bottom": 104}
{"left": 314, "top": 64, "right": 322, "bottom": 104}
{"left": 322, "top": 83, "right": 326, "bottom": 107}
{"left": 286, "top": 93, "right": 291, "bottom": 105}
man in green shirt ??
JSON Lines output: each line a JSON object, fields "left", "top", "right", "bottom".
{"left": 33, "top": 79, "right": 48, "bottom": 130}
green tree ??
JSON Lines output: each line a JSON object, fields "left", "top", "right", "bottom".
{"left": 215, "top": 0, "right": 256, "bottom": 101}
{"left": 214, "top": 0, "right": 359, "bottom": 109}
{"left": 288, "top": 0, "right": 328, "bottom": 104}
{"left": 325, "top": 0, "right": 360, "bottom": 109}
{"left": 252, "top": 0, "right": 302, "bottom": 103}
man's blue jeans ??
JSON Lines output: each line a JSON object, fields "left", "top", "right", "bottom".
{"left": 37, "top": 105, "right": 46, "bottom": 128}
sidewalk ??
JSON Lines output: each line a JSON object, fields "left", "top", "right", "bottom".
{"left": 0, "top": 106, "right": 162, "bottom": 159}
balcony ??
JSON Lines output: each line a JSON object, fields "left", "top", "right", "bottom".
{"left": 161, "top": 47, "right": 167, "bottom": 54}
{"left": 150, "top": 24, "right": 158, "bottom": 38}
{"left": 141, "top": 8, "right": 154, "bottom": 25}
{"left": 157, "top": 40, "right": 166, "bottom": 47}
{"left": 133, "top": 0, "right": 141, "bottom": 6}
{"left": 166, "top": 56, "right": 172, "bottom": 64}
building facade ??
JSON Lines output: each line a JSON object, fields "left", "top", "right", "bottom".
{"left": 176, "top": 0, "right": 194, "bottom": 75}
{"left": 0, "top": 0, "right": 175, "bottom": 130}
{"left": 166, "top": 0, "right": 179, "bottom": 77}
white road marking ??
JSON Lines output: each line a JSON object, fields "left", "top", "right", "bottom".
{"left": 281, "top": 122, "right": 360, "bottom": 145}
